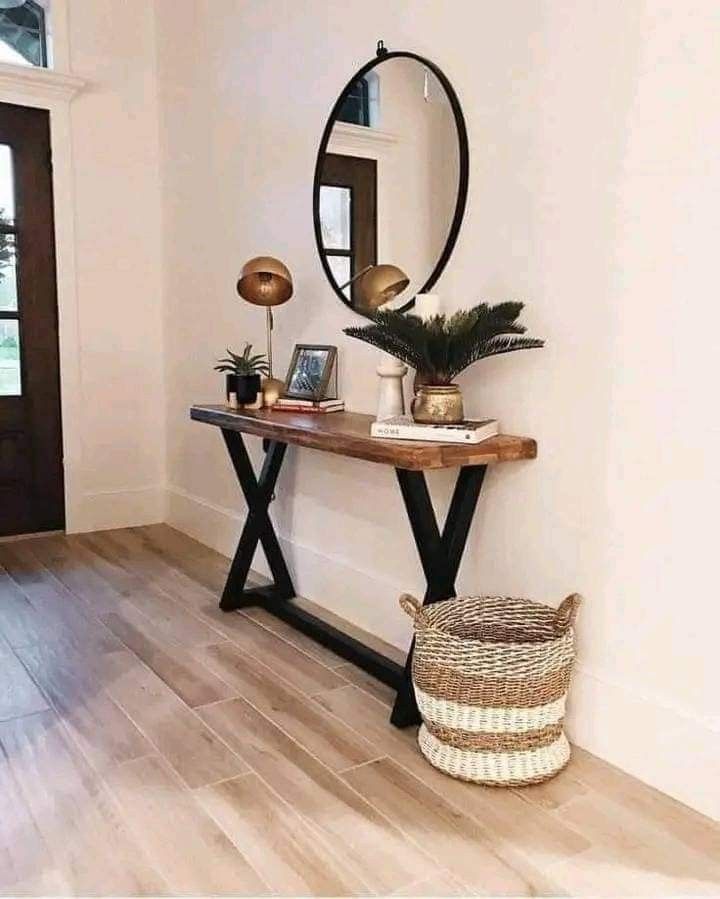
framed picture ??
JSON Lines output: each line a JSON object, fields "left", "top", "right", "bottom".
{"left": 283, "top": 344, "right": 337, "bottom": 401}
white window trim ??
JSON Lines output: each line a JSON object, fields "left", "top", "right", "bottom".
{"left": 0, "top": 61, "right": 84, "bottom": 100}
{"left": 328, "top": 121, "right": 399, "bottom": 153}
{"left": 32, "top": 0, "right": 68, "bottom": 70}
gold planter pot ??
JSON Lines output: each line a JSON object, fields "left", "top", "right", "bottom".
{"left": 411, "top": 384, "right": 464, "bottom": 424}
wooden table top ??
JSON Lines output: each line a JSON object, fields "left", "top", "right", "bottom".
{"left": 191, "top": 405, "right": 536, "bottom": 471}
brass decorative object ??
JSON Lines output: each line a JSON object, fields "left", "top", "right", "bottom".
{"left": 260, "top": 378, "right": 283, "bottom": 409}
{"left": 236, "top": 256, "right": 293, "bottom": 405}
{"left": 355, "top": 264, "right": 409, "bottom": 311}
{"left": 411, "top": 384, "right": 464, "bottom": 424}
{"left": 337, "top": 263, "right": 409, "bottom": 313}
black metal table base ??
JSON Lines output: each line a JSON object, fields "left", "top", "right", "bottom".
{"left": 218, "top": 428, "right": 485, "bottom": 727}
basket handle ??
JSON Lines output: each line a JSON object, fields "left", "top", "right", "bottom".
{"left": 399, "top": 593, "right": 430, "bottom": 631}
{"left": 554, "top": 593, "right": 582, "bottom": 634}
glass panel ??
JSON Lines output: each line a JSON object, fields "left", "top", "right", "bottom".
{"left": 337, "top": 77, "right": 370, "bottom": 127}
{"left": 320, "top": 185, "right": 351, "bottom": 250}
{"left": 0, "top": 319, "right": 21, "bottom": 396}
{"left": 0, "top": 233, "right": 18, "bottom": 311}
{"left": 0, "top": 145, "right": 16, "bottom": 226}
{"left": 326, "top": 255, "right": 351, "bottom": 297}
{"left": 0, "top": 39, "right": 30, "bottom": 66}
{"left": 0, "top": 1, "right": 47, "bottom": 68}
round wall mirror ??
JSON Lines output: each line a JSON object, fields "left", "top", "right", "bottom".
{"left": 313, "top": 46, "right": 469, "bottom": 318}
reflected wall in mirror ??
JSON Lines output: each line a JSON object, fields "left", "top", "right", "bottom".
{"left": 313, "top": 49, "right": 468, "bottom": 317}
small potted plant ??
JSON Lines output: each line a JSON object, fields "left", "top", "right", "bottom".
{"left": 214, "top": 344, "right": 269, "bottom": 406}
{"left": 344, "top": 302, "right": 543, "bottom": 424}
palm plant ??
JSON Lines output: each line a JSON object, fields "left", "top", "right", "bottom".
{"left": 343, "top": 302, "right": 543, "bottom": 385}
{"left": 214, "top": 343, "right": 270, "bottom": 377}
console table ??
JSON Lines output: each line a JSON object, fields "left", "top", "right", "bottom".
{"left": 191, "top": 404, "right": 536, "bottom": 727}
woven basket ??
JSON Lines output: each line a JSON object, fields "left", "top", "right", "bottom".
{"left": 400, "top": 592, "right": 582, "bottom": 786}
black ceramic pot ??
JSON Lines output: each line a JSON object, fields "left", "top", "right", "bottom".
{"left": 225, "top": 373, "right": 261, "bottom": 405}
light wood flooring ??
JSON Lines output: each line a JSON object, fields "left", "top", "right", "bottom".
{"left": 0, "top": 524, "right": 718, "bottom": 897}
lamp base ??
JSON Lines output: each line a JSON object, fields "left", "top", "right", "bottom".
{"left": 261, "top": 377, "right": 285, "bottom": 408}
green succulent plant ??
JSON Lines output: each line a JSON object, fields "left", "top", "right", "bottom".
{"left": 214, "top": 343, "right": 270, "bottom": 377}
{"left": 343, "top": 302, "right": 544, "bottom": 385}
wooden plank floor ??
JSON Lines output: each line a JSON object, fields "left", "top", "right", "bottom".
{"left": 0, "top": 525, "right": 718, "bottom": 897}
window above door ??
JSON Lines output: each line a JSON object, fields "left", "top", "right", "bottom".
{"left": 0, "top": 1, "right": 47, "bottom": 68}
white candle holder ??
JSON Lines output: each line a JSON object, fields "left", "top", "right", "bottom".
{"left": 376, "top": 353, "right": 408, "bottom": 421}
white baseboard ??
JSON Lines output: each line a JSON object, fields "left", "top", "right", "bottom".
{"left": 67, "top": 485, "right": 165, "bottom": 534}
{"left": 166, "top": 483, "right": 418, "bottom": 646}
{"left": 569, "top": 667, "right": 719, "bottom": 820}
{"left": 166, "top": 482, "right": 261, "bottom": 568}
{"left": 165, "top": 484, "right": 719, "bottom": 821}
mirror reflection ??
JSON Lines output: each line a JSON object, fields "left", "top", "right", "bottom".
{"left": 316, "top": 55, "right": 464, "bottom": 313}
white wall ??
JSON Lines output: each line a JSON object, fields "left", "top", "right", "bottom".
{"left": 64, "top": 0, "right": 166, "bottom": 529}
{"left": 155, "top": 0, "right": 719, "bottom": 819}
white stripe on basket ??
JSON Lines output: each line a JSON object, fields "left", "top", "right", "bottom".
{"left": 414, "top": 687, "right": 566, "bottom": 733}
{"left": 418, "top": 726, "right": 571, "bottom": 784}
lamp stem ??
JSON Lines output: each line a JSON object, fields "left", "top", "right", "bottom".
{"left": 266, "top": 307, "right": 274, "bottom": 378}
{"left": 337, "top": 264, "right": 372, "bottom": 293}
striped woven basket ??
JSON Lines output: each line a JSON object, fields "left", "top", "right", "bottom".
{"left": 400, "top": 592, "right": 582, "bottom": 786}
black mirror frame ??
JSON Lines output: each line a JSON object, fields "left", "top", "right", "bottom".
{"left": 312, "top": 47, "right": 470, "bottom": 319}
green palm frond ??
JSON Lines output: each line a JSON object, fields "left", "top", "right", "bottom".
{"left": 343, "top": 302, "right": 543, "bottom": 384}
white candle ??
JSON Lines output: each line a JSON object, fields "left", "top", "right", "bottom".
{"left": 415, "top": 293, "right": 441, "bottom": 321}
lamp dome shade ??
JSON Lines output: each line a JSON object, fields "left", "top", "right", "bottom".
{"left": 356, "top": 264, "right": 410, "bottom": 311}
{"left": 236, "top": 256, "right": 293, "bottom": 307}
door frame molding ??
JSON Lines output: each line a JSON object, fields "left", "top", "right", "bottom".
{"left": 0, "top": 14, "right": 86, "bottom": 530}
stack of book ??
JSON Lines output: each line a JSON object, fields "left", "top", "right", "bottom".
{"left": 273, "top": 397, "right": 345, "bottom": 414}
{"left": 371, "top": 416, "right": 499, "bottom": 444}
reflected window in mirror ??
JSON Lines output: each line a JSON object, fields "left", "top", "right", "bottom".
{"left": 319, "top": 186, "right": 351, "bottom": 250}
{"left": 319, "top": 154, "right": 377, "bottom": 306}
{"left": 337, "top": 77, "right": 370, "bottom": 127}
{"left": 336, "top": 71, "right": 379, "bottom": 128}
{"left": 320, "top": 186, "right": 351, "bottom": 298}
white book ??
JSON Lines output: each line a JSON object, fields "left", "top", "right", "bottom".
{"left": 371, "top": 416, "right": 499, "bottom": 444}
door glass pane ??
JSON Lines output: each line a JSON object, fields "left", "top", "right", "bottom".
{"left": 326, "top": 255, "right": 351, "bottom": 297}
{"left": 320, "top": 185, "right": 351, "bottom": 250}
{"left": 0, "top": 319, "right": 20, "bottom": 396}
{"left": 0, "top": 145, "right": 16, "bottom": 225}
{"left": 0, "top": 233, "right": 17, "bottom": 311}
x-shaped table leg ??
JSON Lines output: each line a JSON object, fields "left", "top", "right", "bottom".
{"left": 391, "top": 465, "right": 487, "bottom": 726}
{"left": 217, "top": 428, "right": 486, "bottom": 730}
{"left": 219, "top": 430, "right": 295, "bottom": 610}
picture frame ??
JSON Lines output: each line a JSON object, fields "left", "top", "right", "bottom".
{"left": 283, "top": 344, "right": 338, "bottom": 401}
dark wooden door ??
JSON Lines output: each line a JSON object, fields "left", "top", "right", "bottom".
{"left": 0, "top": 103, "right": 63, "bottom": 537}
{"left": 320, "top": 153, "right": 377, "bottom": 306}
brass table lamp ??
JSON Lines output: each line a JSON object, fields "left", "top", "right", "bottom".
{"left": 237, "top": 256, "right": 293, "bottom": 406}
{"left": 338, "top": 263, "right": 411, "bottom": 421}
{"left": 340, "top": 263, "right": 409, "bottom": 312}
